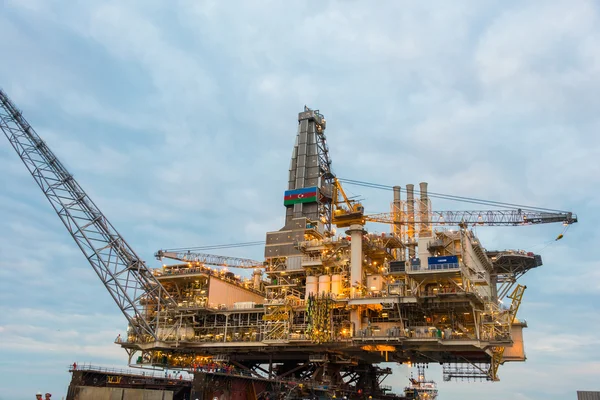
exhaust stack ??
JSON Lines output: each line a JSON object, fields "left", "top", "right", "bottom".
{"left": 419, "top": 182, "right": 431, "bottom": 237}
{"left": 393, "top": 185, "right": 403, "bottom": 260}
{"left": 406, "top": 184, "right": 415, "bottom": 258}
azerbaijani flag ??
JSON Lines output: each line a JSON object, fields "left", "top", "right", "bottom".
{"left": 284, "top": 187, "right": 318, "bottom": 206}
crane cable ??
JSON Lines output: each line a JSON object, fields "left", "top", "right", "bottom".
{"left": 337, "top": 178, "right": 570, "bottom": 213}
{"left": 164, "top": 241, "right": 265, "bottom": 252}
{"left": 164, "top": 180, "right": 572, "bottom": 252}
{"left": 340, "top": 177, "right": 574, "bottom": 246}
{"left": 516, "top": 223, "right": 571, "bottom": 251}
{"left": 536, "top": 224, "right": 570, "bottom": 251}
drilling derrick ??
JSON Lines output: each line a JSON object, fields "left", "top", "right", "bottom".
{"left": 264, "top": 106, "right": 333, "bottom": 262}
{"left": 1, "top": 90, "right": 579, "bottom": 399}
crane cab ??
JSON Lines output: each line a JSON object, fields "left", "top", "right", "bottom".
{"left": 333, "top": 204, "right": 365, "bottom": 227}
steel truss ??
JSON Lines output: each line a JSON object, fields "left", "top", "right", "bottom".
{"left": 155, "top": 250, "right": 264, "bottom": 268}
{"left": 126, "top": 347, "right": 397, "bottom": 398}
{"left": 443, "top": 362, "right": 492, "bottom": 382}
{"left": 244, "top": 358, "right": 395, "bottom": 398}
{"left": 313, "top": 108, "right": 335, "bottom": 234}
{"left": 0, "top": 89, "right": 175, "bottom": 339}
{"left": 369, "top": 209, "right": 577, "bottom": 226}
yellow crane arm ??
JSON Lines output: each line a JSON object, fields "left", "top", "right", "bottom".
{"left": 333, "top": 178, "right": 354, "bottom": 210}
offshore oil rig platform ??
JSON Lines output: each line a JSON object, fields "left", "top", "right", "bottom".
{"left": 1, "top": 89, "right": 577, "bottom": 399}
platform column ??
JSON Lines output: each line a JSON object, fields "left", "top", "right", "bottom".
{"left": 347, "top": 224, "right": 365, "bottom": 334}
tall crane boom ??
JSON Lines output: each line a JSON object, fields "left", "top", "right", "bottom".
{"left": 367, "top": 209, "right": 577, "bottom": 226}
{"left": 155, "top": 250, "right": 264, "bottom": 269}
{"left": 0, "top": 89, "right": 175, "bottom": 340}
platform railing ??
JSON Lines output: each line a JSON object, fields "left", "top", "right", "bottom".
{"left": 67, "top": 363, "right": 192, "bottom": 381}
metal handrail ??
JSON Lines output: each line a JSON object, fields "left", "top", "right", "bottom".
{"left": 67, "top": 363, "right": 192, "bottom": 381}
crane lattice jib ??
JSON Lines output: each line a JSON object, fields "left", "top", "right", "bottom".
{"left": 0, "top": 89, "right": 175, "bottom": 340}
{"left": 156, "top": 250, "right": 264, "bottom": 268}
{"left": 312, "top": 108, "right": 335, "bottom": 232}
{"left": 367, "top": 209, "right": 577, "bottom": 226}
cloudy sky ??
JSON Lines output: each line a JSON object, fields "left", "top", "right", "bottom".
{"left": 0, "top": 1, "right": 598, "bottom": 399}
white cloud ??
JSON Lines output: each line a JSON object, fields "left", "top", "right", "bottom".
{"left": 1, "top": 1, "right": 599, "bottom": 399}
{"left": 0, "top": 307, "right": 126, "bottom": 366}
{"left": 528, "top": 332, "right": 600, "bottom": 355}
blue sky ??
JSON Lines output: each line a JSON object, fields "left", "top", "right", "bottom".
{"left": 0, "top": 1, "right": 599, "bottom": 399}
